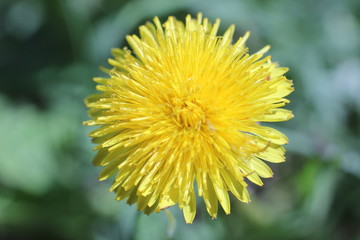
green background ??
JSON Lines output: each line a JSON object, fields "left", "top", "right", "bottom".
{"left": 1, "top": 0, "right": 360, "bottom": 239}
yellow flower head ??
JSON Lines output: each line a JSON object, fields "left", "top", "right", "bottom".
{"left": 84, "top": 13, "right": 294, "bottom": 223}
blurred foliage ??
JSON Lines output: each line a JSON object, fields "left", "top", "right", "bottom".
{"left": 0, "top": 0, "right": 360, "bottom": 239}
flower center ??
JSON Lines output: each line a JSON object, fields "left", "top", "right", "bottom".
{"left": 171, "top": 97, "right": 206, "bottom": 129}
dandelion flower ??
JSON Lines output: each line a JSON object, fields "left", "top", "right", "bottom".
{"left": 84, "top": 13, "right": 294, "bottom": 224}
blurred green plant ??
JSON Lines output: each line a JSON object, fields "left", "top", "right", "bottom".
{"left": 0, "top": 0, "right": 359, "bottom": 239}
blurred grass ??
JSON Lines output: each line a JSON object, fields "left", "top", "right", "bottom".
{"left": 0, "top": 0, "right": 360, "bottom": 239}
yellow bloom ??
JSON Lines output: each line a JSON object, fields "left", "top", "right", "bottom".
{"left": 84, "top": 13, "right": 294, "bottom": 223}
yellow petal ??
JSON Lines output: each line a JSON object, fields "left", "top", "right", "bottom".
{"left": 256, "top": 108, "right": 294, "bottom": 122}
{"left": 256, "top": 144, "right": 285, "bottom": 163}
{"left": 213, "top": 184, "right": 231, "bottom": 214}
{"left": 250, "top": 157, "right": 273, "bottom": 178}
{"left": 246, "top": 172, "right": 263, "bottom": 186}
{"left": 183, "top": 188, "right": 196, "bottom": 224}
